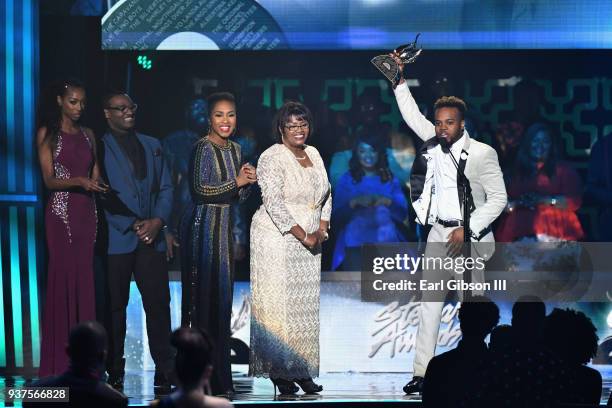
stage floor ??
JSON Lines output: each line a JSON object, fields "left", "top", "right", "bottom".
{"left": 119, "top": 367, "right": 612, "bottom": 406}
{"left": 0, "top": 369, "right": 610, "bottom": 406}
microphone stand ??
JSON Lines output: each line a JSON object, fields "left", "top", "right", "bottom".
{"left": 442, "top": 143, "right": 473, "bottom": 302}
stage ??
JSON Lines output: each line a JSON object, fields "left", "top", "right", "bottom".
{"left": 2, "top": 369, "right": 611, "bottom": 406}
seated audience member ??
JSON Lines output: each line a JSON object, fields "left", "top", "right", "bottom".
{"left": 585, "top": 132, "right": 612, "bottom": 241}
{"left": 387, "top": 123, "right": 416, "bottom": 189}
{"left": 26, "top": 322, "right": 127, "bottom": 408}
{"left": 331, "top": 126, "right": 409, "bottom": 270}
{"left": 151, "top": 328, "right": 232, "bottom": 408}
{"left": 422, "top": 296, "right": 499, "bottom": 408}
{"left": 488, "top": 324, "right": 512, "bottom": 353}
{"left": 471, "top": 296, "right": 567, "bottom": 407}
{"left": 544, "top": 308, "right": 602, "bottom": 405}
{"left": 497, "top": 123, "right": 584, "bottom": 242}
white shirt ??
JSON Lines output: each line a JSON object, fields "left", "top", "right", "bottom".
{"left": 434, "top": 133, "right": 466, "bottom": 221}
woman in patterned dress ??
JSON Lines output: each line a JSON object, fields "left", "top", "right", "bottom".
{"left": 37, "top": 79, "right": 108, "bottom": 376}
{"left": 179, "top": 92, "right": 256, "bottom": 395}
{"left": 249, "top": 101, "right": 332, "bottom": 395}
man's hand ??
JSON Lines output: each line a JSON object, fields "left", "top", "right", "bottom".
{"left": 446, "top": 227, "right": 465, "bottom": 257}
{"left": 134, "top": 218, "right": 163, "bottom": 245}
{"left": 389, "top": 51, "right": 406, "bottom": 86}
{"left": 165, "top": 231, "right": 179, "bottom": 260}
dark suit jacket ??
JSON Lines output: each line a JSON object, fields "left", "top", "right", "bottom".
{"left": 101, "top": 131, "right": 173, "bottom": 254}
{"left": 24, "top": 371, "right": 128, "bottom": 408}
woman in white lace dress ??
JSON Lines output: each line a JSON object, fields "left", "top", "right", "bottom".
{"left": 249, "top": 101, "right": 332, "bottom": 395}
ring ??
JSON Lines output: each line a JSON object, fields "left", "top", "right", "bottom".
{"left": 145, "top": 236, "right": 150, "bottom": 241}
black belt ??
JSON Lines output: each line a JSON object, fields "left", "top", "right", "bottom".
{"left": 436, "top": 218, "right": 463, "bottom": 228}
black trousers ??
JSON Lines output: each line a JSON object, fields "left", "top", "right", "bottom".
{"left": 105, "top": 243, "right": 173, "bottom": 374}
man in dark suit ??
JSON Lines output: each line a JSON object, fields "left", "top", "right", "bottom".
{"left": 422, "top": 296, "right": 499, "bottom": 408}
{"left": 26, "top": 322, "right": 127, "bottom": 408}
{"left": 100, "top": 91, "right": 174, "bottom": 390}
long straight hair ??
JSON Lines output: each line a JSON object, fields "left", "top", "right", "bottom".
{"left": 349, "top": 126, "right": 392, "bottom": 183}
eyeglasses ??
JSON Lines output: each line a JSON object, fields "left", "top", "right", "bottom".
{"left": 107, "top": 104, "right": 138, "bottom": 114}
{"left": 285, "top": 123, "right": 309, "bottom": 132}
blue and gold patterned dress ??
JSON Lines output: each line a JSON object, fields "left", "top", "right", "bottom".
{"left": 179, "top": 136, "right": 249, "bottom": 394}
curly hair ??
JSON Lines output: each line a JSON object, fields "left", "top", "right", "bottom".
{"left": 433, "top": 96, "right": 467, "bottom": 120}
{"left": 544, "top": 308, "right": 599, "bottom": 366}
{"left": 348, "top": 126, "right": 392, "bottom": 183}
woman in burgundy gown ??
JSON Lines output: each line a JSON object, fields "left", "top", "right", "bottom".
{"left": 37, "top": 79, "right": 108, "bottom": 376}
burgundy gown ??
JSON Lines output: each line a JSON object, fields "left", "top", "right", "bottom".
{"left": 39, "top": 129, "right": 97, "bottom": 377}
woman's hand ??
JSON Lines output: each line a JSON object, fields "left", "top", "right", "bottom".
{"left": 374, "top": 196, "right": 392, "bottom": 207}
{"left": 78, "top": 177, "right": 109, "bottom": 193}
{"left": 236, "top": 164, "right": 257, "bottom": 187}
{"left": 350, "top": 195, "right": 374, "bottom": 208}
{"left": 313, "top": 229, "right": 329, "bottom": 244}
{"left": 301, "top": 233, "right": 318, "bottom": 249}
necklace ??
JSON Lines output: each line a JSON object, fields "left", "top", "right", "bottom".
{"left": 295, "top": 155, "right": 307, "bottom": 160}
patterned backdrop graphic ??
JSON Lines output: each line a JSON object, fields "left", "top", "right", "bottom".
{"left": 245, "top": 76, "right": 612, "bottom": 238}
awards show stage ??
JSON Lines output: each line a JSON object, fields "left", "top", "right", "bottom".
{"left": 116, "top": 277, "right": 612, "bottom": 406}
{"left": 2, "top": 1, "right": 612, "bottom": 406}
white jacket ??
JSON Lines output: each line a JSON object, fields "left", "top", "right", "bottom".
{"left": 394, "top": 82, "right": 507, "bottom": 243}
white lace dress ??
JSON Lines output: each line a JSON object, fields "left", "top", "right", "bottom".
{"left": 249, "top": 143, "right": 332, "bottom": 380}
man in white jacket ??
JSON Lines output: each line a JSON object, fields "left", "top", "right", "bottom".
{"left": 391, "top": 55, "right": 507, "bottom": 394}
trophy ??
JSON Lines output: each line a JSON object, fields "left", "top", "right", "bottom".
{"left": 371, "top": 33, "right": 422, "bottom": 85}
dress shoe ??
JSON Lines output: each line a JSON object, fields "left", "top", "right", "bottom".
{"left": 295, "top": 378, "right": 323, "bottom": 394}
{"left": 403, "top": 376, "right": 423, "bottom": 395}
{"left": 271, "top": 378, "right": 298, "bottom": 396}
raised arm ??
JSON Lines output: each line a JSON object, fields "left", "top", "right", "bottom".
{"left": 393, "top": 82, "right": 436, "bottom": 142}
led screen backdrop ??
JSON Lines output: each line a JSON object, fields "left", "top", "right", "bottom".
{"left": 102, "top": 0, "right": 612, "bottom": 50}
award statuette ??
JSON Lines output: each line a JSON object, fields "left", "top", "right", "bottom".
{"left": 371, "top": 33, "right": 423, "bottom": 86}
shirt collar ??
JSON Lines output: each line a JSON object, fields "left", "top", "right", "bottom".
{"left": 450, "top": 132, "right": 467, "bottom": 154}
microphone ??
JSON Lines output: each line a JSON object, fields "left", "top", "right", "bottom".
{"left": 439, "top": 138, "right": 451, "bottom": 153}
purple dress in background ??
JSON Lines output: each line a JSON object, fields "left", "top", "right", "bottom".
{"left": 39, "top": 129, "right": 97, "bottom": 377}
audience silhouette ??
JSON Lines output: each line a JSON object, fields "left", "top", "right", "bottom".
{"left": 150, "top": 328, "right": 232, "bottom": 408}
{"left": 544, "top": 308, "right": 602, "bottom": 405}
{"left": 26, "top": 321, "right": 127, "bottom": 407}
{"left": 422, "top": 296, "right": 499, "bottom": 408}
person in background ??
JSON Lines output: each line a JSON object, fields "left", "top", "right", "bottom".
{"left": 497, "top": 122, "right": 584, "bottom": 242}
{"left": 162, "top": 96, "right": 209, "bottom": 261}
{"left": 422, "top": 296, "right": 499, "bottom": 408}
{"left": 544, "top": 308, "right": 602, "bottom": 405}
{"left": 331, "top": 126, "right": 409, "bottom": 270}
{"left": 585, "top": 132, "right": 612, "bottom": 241}
{"left": 150, "top": 328, "right": 233, "bottom": 408}
{"left": 27, "top": 322, "right": 127, "bottom": 408}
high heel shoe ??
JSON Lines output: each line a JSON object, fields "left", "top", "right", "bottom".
{"left": 295, "top": 377, "right": 323, "bottom": 394}
{"left": 271, "top": 378, "right": 299, "bottom": 396}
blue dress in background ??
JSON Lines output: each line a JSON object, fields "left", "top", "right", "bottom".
{"left": 332, "top": 172, "right": 409, "bottom": 270}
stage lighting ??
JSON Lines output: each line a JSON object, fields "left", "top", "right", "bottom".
{"left": 136, "top": 55, "right": 152, "bottom": 70}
